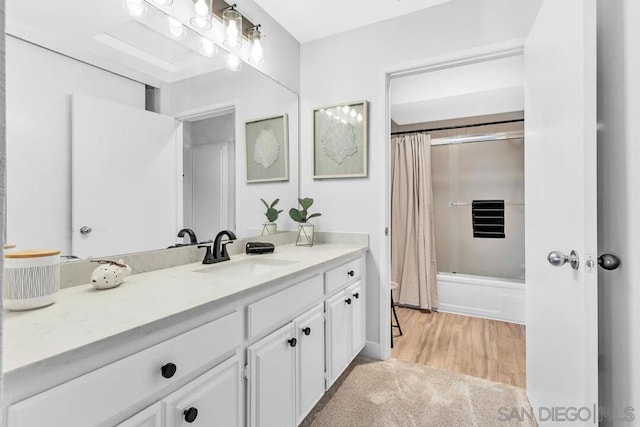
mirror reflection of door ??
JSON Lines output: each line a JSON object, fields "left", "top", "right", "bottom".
{"left": 182, "top": 113, "right": 236, "bottom": 243}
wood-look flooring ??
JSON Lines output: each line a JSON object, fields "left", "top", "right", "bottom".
{"left": 391, "top": 307, "right": 526, "bottom": 388}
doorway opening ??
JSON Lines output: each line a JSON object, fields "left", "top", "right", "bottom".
{"left": 387, "top": 53, "right": 526, "bottom": 388}
{"left": 181, "top": 109, "right": 236, "bottom": 243}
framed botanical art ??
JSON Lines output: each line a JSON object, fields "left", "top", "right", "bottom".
{"left": 245, "top": 114, "right": 289, "bottom": 183}
{"left": 313, "top": 100, "right": 368, "bottom": 179}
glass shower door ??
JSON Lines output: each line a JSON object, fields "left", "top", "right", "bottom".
{"left": 431, "top": 138, "right": 525, "bottom": 280}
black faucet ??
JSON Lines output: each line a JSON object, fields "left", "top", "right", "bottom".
{"left": 177, "top": 228, "right": 198, "bottom": 245}
{"left": 198, "top": 243, "right": 216, "bottom": 264}
{"left": 212, "top": 230, "right": 237, "bottom": 263}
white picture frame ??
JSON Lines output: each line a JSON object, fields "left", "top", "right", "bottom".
{"left": 313, "top": 100, "right": 368, "bottom": 179}
{"left": 245, "top": 114, "right": 289, "bottom": 183}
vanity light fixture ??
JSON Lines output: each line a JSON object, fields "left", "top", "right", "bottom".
{"left": 151, "top": 0, "right": 174, "bottom": 5}
{"left": 191, "top": 0, "right": 212, "bottom": 30}
{"left": 248, "top": 25, "right": 264, "bottom": 64}
{"left": 222, "top": 5, "right": 242, "bottom": 49}
{"left": 125, "top": 0, "right": 146, "bottom": 17}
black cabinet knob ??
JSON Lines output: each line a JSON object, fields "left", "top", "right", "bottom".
{"left": 302, "top": 327, "right": 311, "bottom": 336}
{"left": 345, "top": 298, "right": 352, "bottom": 305}
{"left": 353, "top": 292, "right": 360, "bottom": 299}
{"left": 161, "top": 362, "right": 177, "bottom": 379}
{"left": 288, "top": 338, "right": 298, "bottom": 347}
{"left": 347, "top": 270, "right": 355, "bottom": 277}
{"left": 184, "top": 407, "right": 198, "bottom": 423}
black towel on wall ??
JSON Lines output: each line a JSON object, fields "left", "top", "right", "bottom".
{"left": 472, "top": 200, "right": 505, "bottom": 238}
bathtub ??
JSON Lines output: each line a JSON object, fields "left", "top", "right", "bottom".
{"left": 436, "top": 272, "right": 525, "bottom": 324}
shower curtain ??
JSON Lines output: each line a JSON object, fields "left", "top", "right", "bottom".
{"left": 391, "top": 133, "right": 438, "bottom": 310}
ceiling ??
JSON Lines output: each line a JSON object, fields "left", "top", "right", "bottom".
{"left": 253, "top": 0, "right": 453, "bottom": 43}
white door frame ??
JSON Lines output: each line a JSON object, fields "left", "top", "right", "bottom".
{"left": 379, "top": 40, "right": 525, "bottom": 360}
{"left": 173, "top": 102, "right": 237, "bottom": 236}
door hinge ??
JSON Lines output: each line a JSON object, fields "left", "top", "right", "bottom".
{"left": 385, "top": 227, "right": 389, "bottom": 237}
{"left": 241, "top": 364, "right": 249, "bottom": 381}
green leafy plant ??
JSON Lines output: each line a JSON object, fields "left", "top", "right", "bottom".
{"left": 261, "top": 198, "right": 283, "bottom": 222}
{"left": 289, "top": 198, "right": 322, "bottom": 223}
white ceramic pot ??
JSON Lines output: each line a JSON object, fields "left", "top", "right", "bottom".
{"left": 296, "top": 223, "right": 315, "bottom": 247}
{"left": 262, "top": 222, "right": 277, "bottom": 235}
{"left": 4, "top": 250, "right": 60, "bottom": 311}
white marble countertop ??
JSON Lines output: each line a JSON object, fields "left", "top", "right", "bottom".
{"left": 3, "top": 243, "right": 367, "bottom": 374}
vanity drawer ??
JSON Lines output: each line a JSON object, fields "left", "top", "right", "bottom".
{"left": 247, "top": 275, "right": 323, "bottom": 340}
{"left": 8, "top": 311, "right": 241, "bottom": 427}
{"left": 325, "top": 257, "right": 362, "bottom": 295}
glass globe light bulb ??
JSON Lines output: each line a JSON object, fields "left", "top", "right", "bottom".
{"left": 194, "top": 0, "right": 209, "bottom": 16}
{"left": 201, "top": 38, "right": 215, "bottom": 56}
{"left": 126, "top": 0, "right": 145, "bottom": 17}
{"left": 227, "top": 54, "right": 241, "bottom": 71}
{"left": 168, "top": 17, "right": 184, "bottom": 38}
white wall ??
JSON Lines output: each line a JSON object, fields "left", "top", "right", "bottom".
{"left": 597, "top": 0, "right": 640, "bottom": 423}
{"left": 234, "top": 0, "right": 301, "bottom": 92}
{"left": 391, "top": 55, "right": 524, "bottom": 124}
{"left": 6, "top": 37, "right": 145, "bottom": 254}
{"left": 167, "top": 67, "right": 299, "bottom": 238}
{"left": 300, "top": 0, "right": 541, "bottom": 356}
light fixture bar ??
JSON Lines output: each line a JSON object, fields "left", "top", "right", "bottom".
{"left": 211, "top": 0, "right": 257, "bottom": 38}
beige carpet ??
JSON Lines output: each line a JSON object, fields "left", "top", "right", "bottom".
{"left": 301, "top": 358, "right": 536, "bottom": 427}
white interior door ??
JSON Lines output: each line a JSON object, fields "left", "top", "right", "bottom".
{"left": 525, "top": 0, "right": 598, "bottom": 417}
{"left": 72, "top": 93, "right": 179, "bottom": 258}
{"left": 189, "top": 143, "right": 229, "bottom": 241}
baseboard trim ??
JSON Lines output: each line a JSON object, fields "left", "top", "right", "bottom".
{"left": 360, "top": 341, "right": 383, "bottom": 360}
{"left": 438, "top": 304, "right": 525, "bottom": 325}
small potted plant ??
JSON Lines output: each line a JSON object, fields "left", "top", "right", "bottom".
{"left": 261, "top": 198, "right": 283, "bottom": 235}
{"left": 289, "top": 198, "right": 321, "bottom": 246}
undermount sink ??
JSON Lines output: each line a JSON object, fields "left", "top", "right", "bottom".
{"left": 195, "top": 257, "right": 299, "bottom": 279}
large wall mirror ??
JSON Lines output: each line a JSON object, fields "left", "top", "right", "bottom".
{"left": 6, "top": 0, "right": 299, "bottom": 258}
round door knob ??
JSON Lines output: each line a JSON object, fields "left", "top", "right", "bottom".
{"left": 302, "top": 327, "right": 311, "bottom": 336}
{"left": 183, "top": 407, "right": 198, "bottom": 423}
{"left": 547, "top": 250, "right": 579, "bottom": 270}
{"left": 79, "top": 226, "right": 92, "bottom": 235}
{"left": 345, "top": 298, "right": 352, "bottom": 305}
{"left": 353, "top": 292, "right": 360, "bottom": 299}
{"left": 598, "top": 254, "right": 621, "bottom": 270}
{"left": 347, "top": 270, "right": 355, "bottom": 277}
{"left": 161, "top": 362, "right": 177, "bottom": 379}
{"left": 288, "top": 338, "right": 297, "bottom": 347}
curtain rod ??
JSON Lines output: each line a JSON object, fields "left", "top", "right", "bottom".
{"left": 391, "top": 118, "right": 524, "bottom": 136}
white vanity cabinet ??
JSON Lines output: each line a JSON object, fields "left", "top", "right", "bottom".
{"left": 247, "top": 303, "right": 326, "bottom": 427}
{"left": 7, "top": 312, "right": 241, "bottom": 427}
{"left": 325, "top": 280, "right": 365, "bottom": 388}
{"left": 349, "top": 282, "right": 365, "bottom": 357}
{"left": 295, "top": 305, "right": 326, "bottom": 424}
{"left": 162, "top": 356, "right": 241, "bottom": 427}
{"left": 117, "top": 403, "right": 163, "bottom": 427}
{"left": 247, "top": 322, "right": 298, "bottom": 427}
{"left": 119, "top": 356, "right": 241, "bottom": 427}
{"left": 4, "top": 249, "right": 367, "bottom": 427}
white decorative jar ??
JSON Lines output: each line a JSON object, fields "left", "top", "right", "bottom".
{"left": 4, "top": 249, "right": 61, "bottom": 311}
